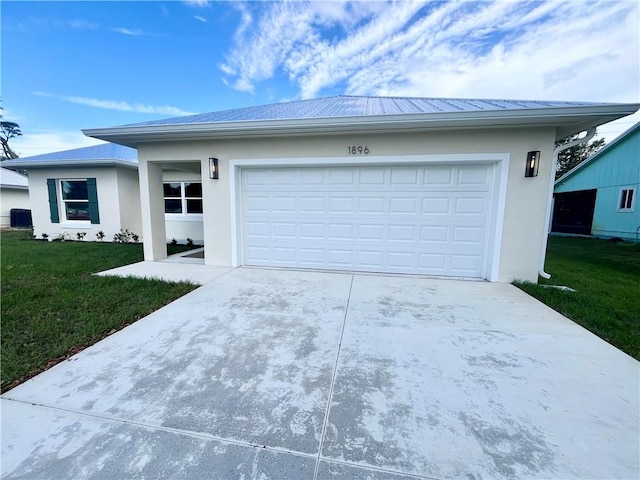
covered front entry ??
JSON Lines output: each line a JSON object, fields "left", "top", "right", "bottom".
{"left": 239, "top": 163, "right": 495, "bottom": 278}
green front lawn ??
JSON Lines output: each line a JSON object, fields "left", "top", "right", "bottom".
{"left": 514, "top": 236, "right": 640, "bottom": 360}
{"left": 1, "top": 231, "right": 198, "bottom": 392}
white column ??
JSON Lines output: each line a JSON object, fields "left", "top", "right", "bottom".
{"left": 139, "top": 160, "right": 167, "bottom": 261}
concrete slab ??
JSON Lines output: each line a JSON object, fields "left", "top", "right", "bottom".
{"left": 2, "top": 269, "right": 638, "bottom": 479}
{"left": 1, "top": 400, "right": 316, "bottom": 479}
{"left": 4, "top": 268, "right": 352, "bottom": 456}
{"left": 95, "top": 260, "right": 233, "bottom": 285}
{"left": 322, "top": 276, "right": 639, "bottom": 479}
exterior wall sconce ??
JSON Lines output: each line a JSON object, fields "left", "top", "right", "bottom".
{"left": 209, "top": 157, "right": 219, "bottom": 180}
{"left": 525, "top": 151, "right": 540, "bottom": 177}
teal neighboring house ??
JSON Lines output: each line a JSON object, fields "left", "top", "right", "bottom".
{"left": 553, "top": 122, "right": 640, "bottom": 241}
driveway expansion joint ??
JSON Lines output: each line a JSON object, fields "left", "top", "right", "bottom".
{"left": 313, "top": 273, "right": 355, "bottom": 480}
{"left": 318, "top": 457, "right": 444, "bottom": 480}
{"left": 0, "top": 397, "right": 318, "bottom": 460}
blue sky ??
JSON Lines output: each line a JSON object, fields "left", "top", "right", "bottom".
{"left": 2, "top": 0, "right": 639, "bottom": 157}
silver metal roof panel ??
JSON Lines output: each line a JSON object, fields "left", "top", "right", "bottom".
{"left": 1, "top": 143, "right": 138, "bottom": 168}
{"left": 122, "top": 95, "right": 609, "bottom": 128}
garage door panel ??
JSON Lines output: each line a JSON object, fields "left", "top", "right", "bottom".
{"left": 359, "top": 168, "right": 386, "bottom": 185}
{"left": 300, "top": 223, "right": 324, "bottom": 239}
{"left": 272, "top": 196, "right": 296, "bottom": 213}
{"left": 455, "top": 197, "right": 488, "bottom": 214}
{"left": 241, "top": 165, "right": 492, "bottom": 277}
{"left": 453, "top": 226, "right": 485, "bottom": 244}
{"left": 273, "top": 222, "right": 296, "bottom": 238}
{"left": 418, "top": 253, "right": 447, "bottom": 270}
{"left": 424, "top": 167, "right": 453, "bottom": 185}
{"left": 451, "top": 254, "right": 483, "bottom": 272}
{"left": 388, "top": 225, "right": 416, "bottom": 241}
{"left": 328, "top": 223, "right": 354, "bottom": 240}
{"left": 245, "top": 195, "right": 270, "bottom": 212}
{"left": 420, "top": 225, "right": 449, "bottom": 242}
{"left": 329, "top": 169, "right": 355, "bottom": 184}
{"left": 300, "top": 196, "right": 324, "bottom": 213}
{"left": 274, "top": 247, "right": 296, "bottom": 262}
{"left": 458, "top": 166, "right": 491, "bottom": 185}
{"left": 390, "top": 168, "right": 420, "bottom": 185}
{"left": 358, "top": 224, "right": 384, "bottom": 240}
{"left": 389, "top": 197, "right": 418, "bottom": 214}
{"left": 329, "top": 197, "right": 354, "bottom": 212}
{"left": 421, "top": 197, "right": 451, "bottom": 214}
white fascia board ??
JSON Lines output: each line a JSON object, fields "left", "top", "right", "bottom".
{"left": 0, "top": 159, "right": 138, "bottom": 170}
{"left": 83, "top": 103, "right": 640, "bottom": 147}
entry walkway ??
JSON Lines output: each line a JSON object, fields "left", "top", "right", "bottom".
{"left": 95, "top": 249, "right": 233, "bottom": 285}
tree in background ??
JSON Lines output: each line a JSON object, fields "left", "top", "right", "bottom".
{"left": 1, "top": 106, "right": 22, "bottom": 160}
{"left": 555, "top": 132, "right": 606, "bottom": 180}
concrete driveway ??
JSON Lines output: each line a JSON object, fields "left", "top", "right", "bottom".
{"left": 2, "top": 268, "right": 638, "bottom": 479}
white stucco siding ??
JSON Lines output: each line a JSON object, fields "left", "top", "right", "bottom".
{"left": 138, "top": 127, "right": 556, "bottom": 282}
{"left": 27, "top": 168, "right": 124, "bottom": 241}
{"left": 0, "top": 188, "right": 30, "bottom": 227}
{"left": 116, "top": 168, "right": 143, "bottom": 237}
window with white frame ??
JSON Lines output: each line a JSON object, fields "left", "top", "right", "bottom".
{"left": 61, "top": 179, "right": 90, "bottom": 221}
{"left": 163, "top": 182, "right": 203, "bottom": 215}
{"left": 46, "top": 177, "right": 99, "bottom": 224}
{"left": 618, "top": 187, "right": 636, "bottom": 212}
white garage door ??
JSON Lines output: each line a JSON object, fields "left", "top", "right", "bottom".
{"left": 241, "top": 164, "right": 493, "bottom": 277}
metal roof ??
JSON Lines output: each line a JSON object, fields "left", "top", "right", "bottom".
{"left": 0, "top": 167, "right": 29, "bottom": 188}
{"left": 85, "top": 95, "right": 639, "bottom": 147}
{"left": 123, "top": 95, "right": 612, "bottom": 127}
{"left": 0, "top": 143, "right": 138, "bottom": 169}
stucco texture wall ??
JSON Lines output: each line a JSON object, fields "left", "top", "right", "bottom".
{"left": 116, "top": 168, "right": 143, "bottom": 237}
{"left": 0, "top": 188, "right": 30, "bottom": 227}
{"left": 138, "top": 127, "right": 557, "bottom": 282}
{"left": 27, "top": 167, "right": 138, "bottom": 242}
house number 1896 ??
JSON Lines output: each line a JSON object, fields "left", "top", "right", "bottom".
{"left": 348, "top": 146, "right": 369, "bottom": 155}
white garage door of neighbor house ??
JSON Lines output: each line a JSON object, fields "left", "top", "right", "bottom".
{"left": 241, "top": 164, "right": 493, "bottom": 277}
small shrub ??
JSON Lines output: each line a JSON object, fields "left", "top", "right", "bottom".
{"left": 76, "top": 232, "right": 87, "bottom": 241}
{"left": 51, "top": 232, "right": 72, "bottom": 242}
{"left": 113, "top": 229, "right": 139, "bottom": 244}
{"left": 169, "top": 238, "right": 178, "bottom": 246}
{"left": 186, "top": 238, "right": 194, "bottom": 246}
{"left": 96, "top": 231, "right": 105, "bottom": 241}
{"left": 41, "top": 233, "right": 49, "bottom": 241}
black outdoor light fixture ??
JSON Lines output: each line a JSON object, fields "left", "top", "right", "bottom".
{"left": 209, "top": 157, "right": 219, "bottom": 180}
{"left": 525, "top": 151, "right": 540, "bottom": 177}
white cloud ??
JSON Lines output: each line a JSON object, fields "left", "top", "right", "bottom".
{"left": 113, "top": 27, "right": 144, "bottom": 36}
{"left": 221, "top": 0, "right": 639, "bottom": 112}
{"left": 10, "top": 131, "right": 105, "bottom": 158}
{"left": 111, "top": 27, "right": 162, "bottom": 37}
{"left": 32, "top": 92, "right": 195, "bottom": 116}
{"left": 68, "top": 19, "right": 98, "bottom": 30}
{"left": 183, "top": 0, "right": 210, "bottom": 7}
{"left": 194, "top": 15, "right": 207, "bottom": 23}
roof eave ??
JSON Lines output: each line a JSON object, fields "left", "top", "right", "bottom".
{"left": 83, "top": 104, "right": 640, "bottom": 147}
{"left": 0, "top": 159, "right": 138, "bottom": 169}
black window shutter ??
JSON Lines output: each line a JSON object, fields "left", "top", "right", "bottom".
{"left": 86, "top": 178, "right": 100, "bottom": 224}
{"left": 46, "top": 179, "right": 60, "bottom": 223}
